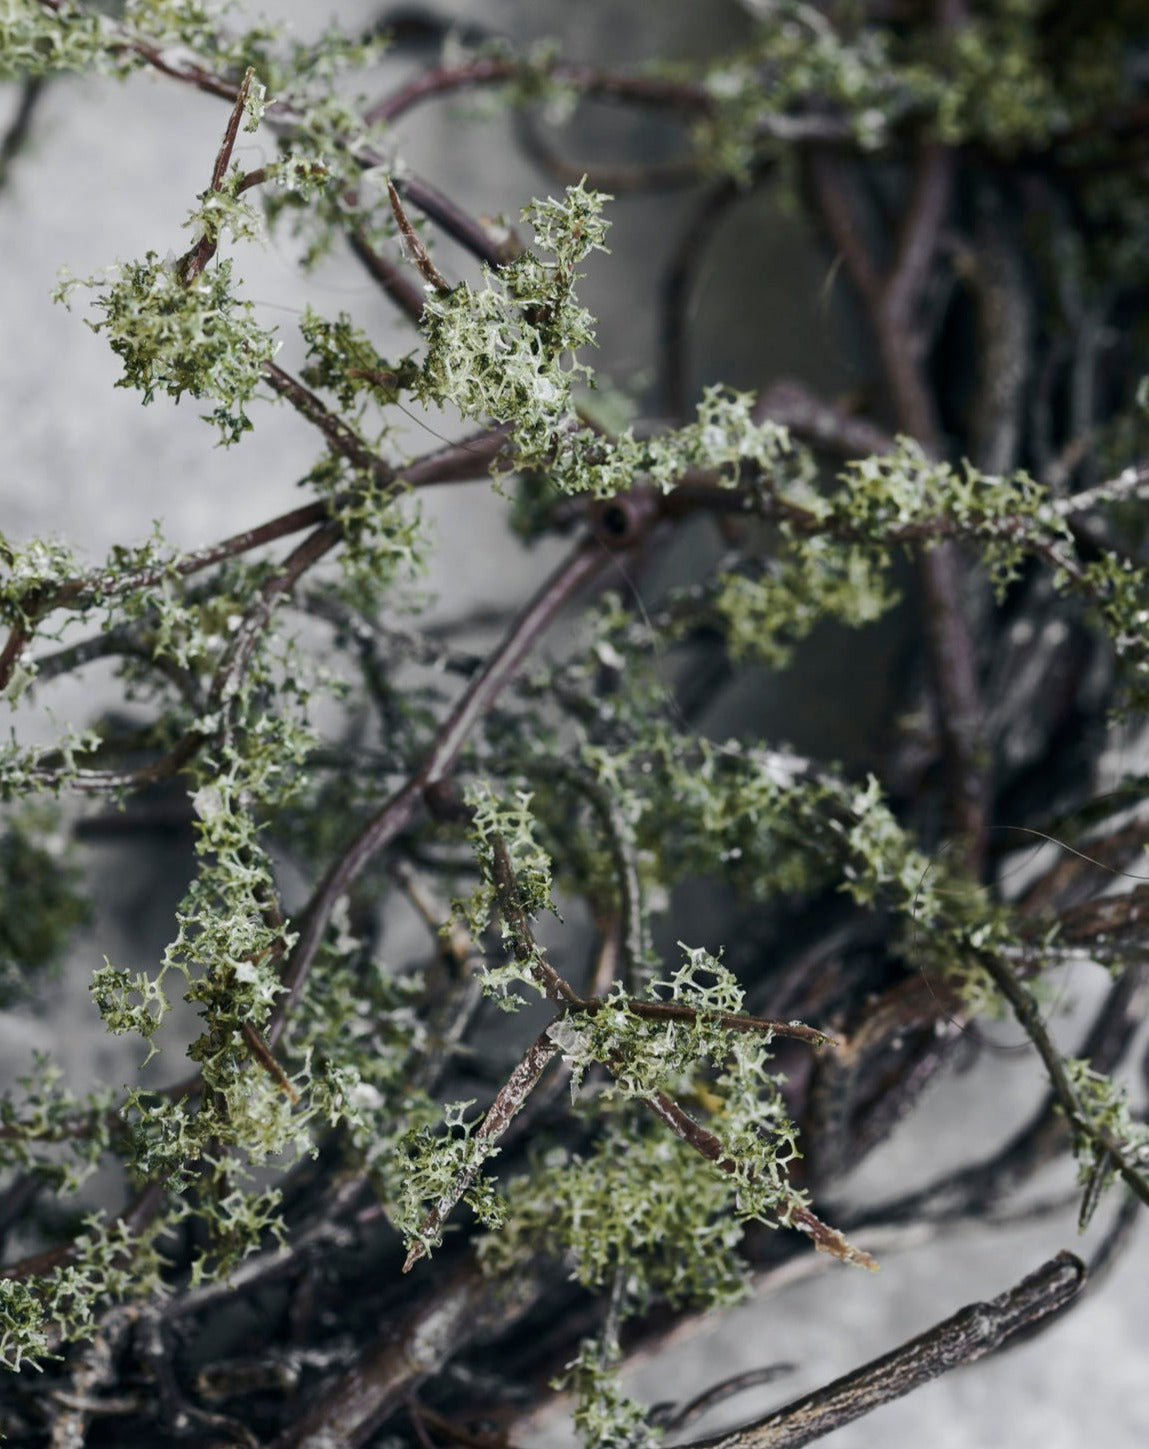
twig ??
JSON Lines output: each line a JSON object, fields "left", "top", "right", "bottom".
{"left": 514, "top": 757, "right": 649, "bottom": 988}
{"left": 514, "top": 108, "right": 700, "bottom": 193}
{"left": 660, "top": 177, "right": 747, "bottom": 420}
{"left": 137, "top": 1305, "right": 262, "bottom": 1447}
{"left": 974, "top": 948, "right": 1149, "bottom": 1213}
{"left": 208, "top": 518, "right": 343, "bottom": 708}
{"left": 264, "top": 362, "right": 513, "bottom": 491}
{"left": 408, "top": 1397, "right": 442, "bottom": 1449}
{"left": 47, "top": 498, "right": 334, "bottom": 614}
{"left": 918, "top": 570, "right": 989, "bottom": 868}
{"left": 654, "top": 1364, "right": 797, "bottom": 1434}
{"left": 753, "top": 380, "right": 893, "bottom": 460}
{"left": 261, "top": 360, "right": 397, "bottom": 484}
{"left": 402, "top": 1028, "right": 559, "bottom": 1272}
{"left": 0, "top": 619, "right": 29, "bottom": 694}
{"left": 268, "top": 531, "right": 615, "bottom": 1046}
{"left": 882, "top": 145, "right": 952, "bottom": 338}
{"left": 387, "top": 178, "right": 451, "bottom": 293}
{"left": 34, "top": 0, "right": 239, "bottom": 102}
{"left": 241, "top": 1021, "right": 299, "bottom": 1105}
{"left": 28, "top": 627, "right": 201, "bottom": 705}
{"left": 804, "top": 974, "right": 962, "bottom": 1186}
{"left": 846, "top": 960, "right": 1149, "bottom": 1234}
{"left": 489, "top": 835, "right": 585, "bottom": 1008}
{"left": 165, "top": 1182, "right": 361, "bottom": 1323}
{"left": 622, "top": 1000, "right": 834, "bottom": 1048}
{"left": 301, "top": 587, "right": 482, "bottom": 683}
{"left": 1083, "top": 1188, "right": 1143, "bottom": 1291}
{"left": 642, "top": 1090, "right": 874, "bottom": 1269}
{"left": 177, "top": 67, "right": 256, "bottom": 285}
{"left": 393, "top": 172, "right": 518, "bottom": 270}
{"left": 966, "top": 184, "right": 1031, "bottom": 474}
{"left": 0, "top": 75, "right": 45, "bottom": 191}
{"left": 406, "top": 1402, "right": 507, "bottom": 1449}
{"left": 366, "top": 58, "right": 711, "bottom": 128}
{"left": 677, "top": 1253, "right": 1084, "bottom": 1449}
{"left": 43, "top": 1303, "right": 139, "bottom": 1449}
{"left": 29, "top": 729, "right": 204, "bottom": 795}
{"left": 806, "top": 152, "right": 883, "bottom": 313}
{"left": 0, "top": 425, "right": 511, "bottom": 693}
{"left": 807, "top": 140, "right": 989, "bottom": 868}
{"left": 28, "top": 514, "right": 341, "bottom": 797}
{"left": 1056, "top": 459, "right": 1149, "bottom": 516}
{"left": 1, "top": 1178, "right": 167, "bottom": 1285}
{"left": 269, "top": 1262, "right": 548, "bottom": 1449}
{"left": 349, "top": 227, "right": 427, "bottom": 322}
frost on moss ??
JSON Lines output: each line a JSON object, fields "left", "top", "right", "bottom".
{"left": 0, "top": 533, "right": 81, "bottom": 628}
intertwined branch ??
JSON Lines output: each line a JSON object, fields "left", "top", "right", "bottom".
{"left": 1, "top": 3, "right": 1148, "bottom": 1448}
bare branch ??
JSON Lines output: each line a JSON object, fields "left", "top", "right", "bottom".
{"left": 678, "top": 1253, "right": 1084, "bottom": 1449}
{"left": 387, "top": 177, "right": 451, "bottom": 294}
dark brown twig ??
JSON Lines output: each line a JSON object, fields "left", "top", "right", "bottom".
{"left": 349, "top": 227, "right": 427, "bottom": 322}
{"left": 387, "top": 177, "right": 451, "bottom": 293}
{"left": 0, "top": 619, "right": 28, "bottom": 695}
{"left": 806, "top": 140, "right": 989, "bottom": 869}
{"left": 269, "top": 531, "right": 614, "bottom": 1046}
{"left": 1, "top": 1179, "right": 167, "bottom": 1285}
{"left": 622, "top": 1000, "right": 834, "bottom": 1048}
{"left": 643, "top": 1090, "right": 874, "bottom": 1269}
{"left": 974, "top": 948, "right": 1149, "bottom": 1213}
{"left": 177, "top": 67, "right": 256, "bottom": 285}
{"left": 261, "top": 360, "right": 396, "bottom": 484}
{"left": 660, "top": 177, "right": 747, "bottom": 420}
{"left": 0, "top": 426, "right": 511, "bottom": 685}
{"left": 676, "top": 1253, "right": 1084, "bottom": 1449}
{"left": 269, "top": 1263, "right": 547, "bottom": 1449}
{"left": 366, "top": 58, "right": 711, "bottom": 128}
{"left": 393, "top": 172, "right": 519, "bottom": 270}
{"left": 406, "top": 1402, "right": 507, "bottom": 1449}
{"left": 514, "top": 110, "right": 700, "bottom": 194}
{"left": 654, "top": 1364, "right": 797, "bottom": 1433}
{"left": 240, "top": 1020, "right": 299, "bottom": 1105}
{"left": 753, "top": 380, "right": 894, "bottom": 461}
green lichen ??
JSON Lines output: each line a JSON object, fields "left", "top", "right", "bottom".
{"left": 561, "top": 1338, "right": 661, "bottom": 1449}
{"left": 0, "top": 812, "right": 88, "bottom": 1004}
{"left": 0, "top": 0, "right": 1146, "bottom": 1428}
{"left": 55, "top": 254, "right": 278, "bottom": 445}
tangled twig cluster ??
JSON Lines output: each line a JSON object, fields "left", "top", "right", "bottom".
{"left": 0, "top": 3, "right": 1148, "bottom": 1447}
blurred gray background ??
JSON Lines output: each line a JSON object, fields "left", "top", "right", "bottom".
{"left": 0, "top": 2, "right": 1145, "bottom": 1445}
